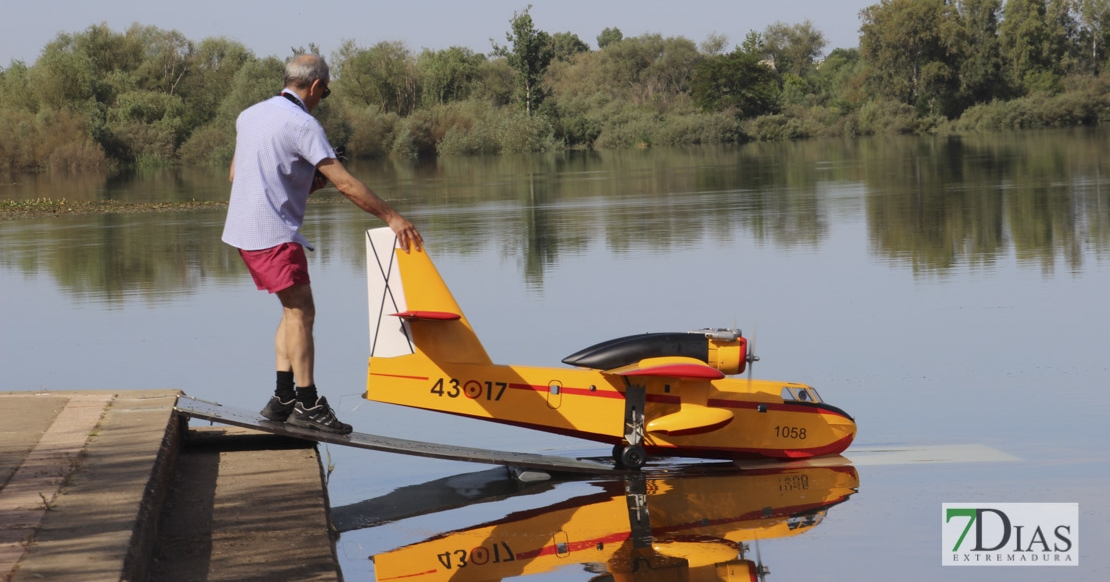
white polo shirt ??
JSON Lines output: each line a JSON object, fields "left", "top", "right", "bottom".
{"left": 222, "top": 92, "right": 336, "bottom": 251}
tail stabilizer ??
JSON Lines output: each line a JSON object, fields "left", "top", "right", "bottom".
{"left": 366, "top": 228, "right": 492, "bottom": 365}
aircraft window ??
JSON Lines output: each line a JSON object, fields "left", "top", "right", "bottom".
{"left": 783, "top": 386, "right": 824, "bottom": 403}
{"left": 788, "top": 511, "right": 826, "bottom": 530}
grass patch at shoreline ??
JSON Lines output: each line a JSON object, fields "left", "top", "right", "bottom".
{"left": 0, "top": 198, "right": 228, "bottom": 221}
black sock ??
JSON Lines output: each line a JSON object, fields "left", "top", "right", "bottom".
{"left": 275, "top": 371, "right": 296, "bottom": 402}
{"left": 296, "top": 384, "right": 319, "bottom": 406}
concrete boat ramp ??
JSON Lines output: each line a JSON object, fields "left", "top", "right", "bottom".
{"left": 0, "top": 390, "right": 339, "bottom": 581}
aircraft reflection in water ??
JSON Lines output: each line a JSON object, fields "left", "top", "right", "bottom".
{"left": 350, "top": 464, "right": 859, "bottom": 581}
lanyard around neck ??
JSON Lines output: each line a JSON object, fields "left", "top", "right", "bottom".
{"left": 280, "top": 91, "right": 308, "bottom": 112}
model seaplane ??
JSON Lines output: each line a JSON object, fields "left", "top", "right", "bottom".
{"left": 365, "top": 227, "right": 856, "bottom": 469}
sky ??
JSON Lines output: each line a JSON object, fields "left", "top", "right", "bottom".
{"left": 1, "top": 0, "right": 875, "bottom": 67}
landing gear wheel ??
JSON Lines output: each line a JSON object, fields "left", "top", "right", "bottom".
{"left": 614, "top": 444, "right": 647, "bottom": 470}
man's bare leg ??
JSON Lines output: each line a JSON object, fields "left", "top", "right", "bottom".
{"left": 273, "top": 282, "right": 350, "bottom": 433}
{"left": 276, "top": 283, "right": 315, "bottom": 388}
{"left": 260, "top": 283, "right": 313, "bottom": 421}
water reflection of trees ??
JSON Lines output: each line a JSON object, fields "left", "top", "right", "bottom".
{"left": 0, "top": 211, "right": 241, "bottom": 303}
{"left": 863, "top": 129, "right": 1109, "bottom": 275}
{"left": 4, "top": 131, "right": 1108, "bottom": 300}
{"left": 337, "top": 145, "right": 833, "bottom": 288}
{"left": 387, "top": 133, "right": 1110, "bottom": 280}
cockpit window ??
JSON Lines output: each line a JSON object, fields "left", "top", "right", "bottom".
{"left": 787, "top": 510, "right": 826, "bottom": 530}
{"left": 781, "top": 386, "right": 823, "bottom": 403}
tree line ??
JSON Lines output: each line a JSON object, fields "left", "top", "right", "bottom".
{"left": 3, "top": 1, "right": 1110, "bottom": 174}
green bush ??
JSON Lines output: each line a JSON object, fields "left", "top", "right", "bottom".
{"left": 178, "top": 123, "right": 234, "bottom": 166}
{"left": 653, "top": 111, "right": 742, "bottom": 145}
{"left": 540, "top": 96, "right": 604, "bottom": 147}
{"left": 341, "top": 105, "right": 401, "bottom": 159}
{"left": 400, "top": 101, "right": 487, "bottom": 156}
{"left": 0, "top": 107, "right": 110, "bottom": 173}
{"left": 590, "top": 104, "right": 747, "bottom": 148}
{"left": 743, "top": 114, "right": 812, "bottom": 141}
{"left": 495, "top": 110, "right": 556, "bottom": 153}
{"left": 592, "top": 105, "right": 661, "bottom": 148}
{"left": 390, "top": 125, "right": 418, "bottom": 159}
{"left": 953, "top": 89, "right": 1110, "bottom": 131}
{"left": 107, "top": 119, "right": 178, "bottom": 163}
{"left": 433, "top": 103, "right": 556, "bottom": 155}
{"left": 0, "top": 108, "right": 38, "bottom": 172}
{"left": 437, "top": 118, "right": 499, "bottom": 155}
{"left": 855, "top": 99, "right": 920, "bottom": 134}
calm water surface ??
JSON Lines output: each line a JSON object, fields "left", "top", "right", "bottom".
{"left": 3, "top": 131, "right": 1108, "bottom": 581}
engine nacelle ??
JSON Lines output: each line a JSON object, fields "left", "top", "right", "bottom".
{"left": 562, "top": 328, "right": 749, "bottom": 375}
{"left": 706, "top": 333, "right": 748, "bottom": 375}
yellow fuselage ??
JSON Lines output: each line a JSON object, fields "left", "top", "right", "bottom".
{"left": 368, "top": 351, "right": 855, "bottom": 460}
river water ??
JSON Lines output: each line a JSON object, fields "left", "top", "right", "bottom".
{"left": 2, "top": 131, "right": 1108, "bottom": 580}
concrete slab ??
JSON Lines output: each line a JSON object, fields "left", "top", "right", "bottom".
{"left": 149, "top": 427, "right": 341, "bottom": 582}
{"left": 0, "top": 391, "right": 342, "bottom": 582}
{"left": 4, "top": 390, "right": 182, "bottom": 582}
{"left": 0, "top": 394, "right": 69, "bottom": 490}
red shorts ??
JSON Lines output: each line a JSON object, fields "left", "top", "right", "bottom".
{"left": 238, "top": 243, "right": 310, "bottom": 293}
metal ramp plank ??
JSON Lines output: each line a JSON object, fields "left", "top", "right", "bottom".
{"left": 174, "top": 395, "right": 622, "bottom": 475}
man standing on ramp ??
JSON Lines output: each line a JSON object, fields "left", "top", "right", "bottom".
{"left": 222, "top": 53, "right": 422, "bottom": 435}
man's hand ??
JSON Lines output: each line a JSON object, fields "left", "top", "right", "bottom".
{"left": 389, "top": 216, "right": 423, "bottom": 253}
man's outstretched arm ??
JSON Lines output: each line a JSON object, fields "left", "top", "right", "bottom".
{"left": 316, "top": 158, "right": 423, "bottom": 252}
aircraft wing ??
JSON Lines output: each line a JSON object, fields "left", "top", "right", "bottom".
{"left": 602, "top": 357, "right": 733, "bottom": 437}
{"left": 603, "top": 356, "right": 726, "bottom": 380}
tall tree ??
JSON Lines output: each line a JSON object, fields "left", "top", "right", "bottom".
{"left": 700, "top": 33, "right": 730, "bottom": 56}
{"left": 333, "top": 40, "right": 419, "bottom": 115}
{"left": 1075, "top": 0, "right": 1110, "bottom": 74}
{"left": 552, "top": 31, "right": 590, "bottom": 62}
{"left": 811, "top": 47, "right": 865, "bottom": 110}
{"left": 31, "top": 33, "right": 101, "bottom": 112}
{"left": 589, "top": 34, "right": 700, "bottom": 106}
{"left": 999, "top": 0, "right": 1072, "bottom": 92}
{"left": 859, "top": 0, "right": 955, "bottom": 113}
{"left": 691, "top": 50, "right": 780, "bottom": 118}
{"left": 597, "top": 27, "right": 623, "bottom": 49}
{"left": 491, "top": 6, "right": 554, "bottom": 115}
{"left": 761, "top": 20, "right": 827, "bottom": 77}
{"left": 132, "top": 26, "right": 194, "bottom": 96}
{"left": 416, "top": 46, "right": 485, "bottom": 106}
{"left": 74, "top": 23, "right": 143, "bottom": 79}
{"left": 945, "top": 0, "right": 1009, "bottom": 108}
{"left": 176, "top": 37, "right": 252, "bottom": 132}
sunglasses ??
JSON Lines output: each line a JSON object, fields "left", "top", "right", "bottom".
{"left": 321, "top": 84, "right": 331, "bottom": 99}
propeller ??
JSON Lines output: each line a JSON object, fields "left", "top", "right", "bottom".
{"left": 755, "top": 538, "right": 769, "bottom": 581}
{"left": 746, "top": 326, "right": 759, "bottom": 382}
